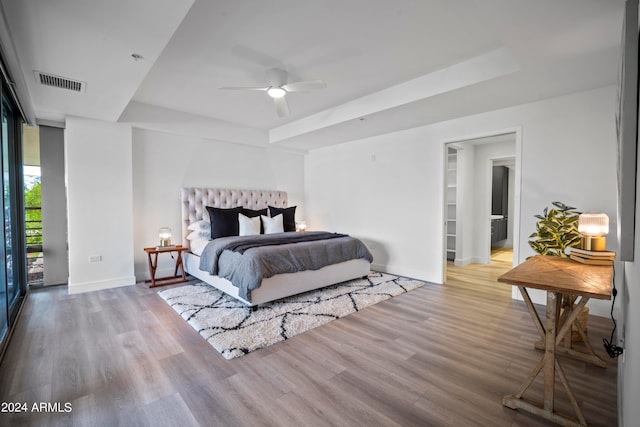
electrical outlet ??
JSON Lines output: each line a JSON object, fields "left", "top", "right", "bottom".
{"left": 89, "top": 255, "right": 102, "bottom": 262}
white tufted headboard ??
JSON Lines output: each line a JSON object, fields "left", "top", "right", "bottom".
{"left": 180, "top": 187, "right": 288, "bottom": 249}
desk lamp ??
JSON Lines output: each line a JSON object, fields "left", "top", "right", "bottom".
{"left": 159, "top": 227, "right": 173, "bottom": 247}
{"left": 578, "top": 213, "right": 608, "bottom": 251}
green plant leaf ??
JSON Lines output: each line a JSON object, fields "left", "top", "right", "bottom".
{"left": 529, "top": 201, "right": 581, "bottom": 257}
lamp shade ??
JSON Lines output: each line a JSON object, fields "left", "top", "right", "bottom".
{"left": 578, "top": 213, "right": 609, "bottom": 251}
{"left": 578, "top": 213, "right": 609, "bottom": 236}
{"left": 158, "top": 227, "right": 172, "bottom": 247}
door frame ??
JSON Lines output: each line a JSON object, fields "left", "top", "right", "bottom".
{"left": 442, "top": 126, "right": 522, "bottom": 280}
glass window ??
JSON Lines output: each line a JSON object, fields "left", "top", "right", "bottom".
{"left": 2, "top": 97, "right": 18, "bottom": 308}
{"left": 0, "top": 90, "right": 25, "bottom": 345}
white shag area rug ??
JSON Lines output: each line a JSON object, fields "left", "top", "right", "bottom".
{"left": 158, "top": 271, "right": 425, "bottom": 359}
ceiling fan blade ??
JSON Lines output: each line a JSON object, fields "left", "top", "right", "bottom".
{"left": 281, "top": 79, "right": 326, "bottom": 92}
{"left": 219, "top": 86, "right": 268, "bottom": 91}
{"left": 273, "top": 96, "right": 289, "bottom": 117}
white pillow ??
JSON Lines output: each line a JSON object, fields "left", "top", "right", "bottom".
{"left": 186, "top": 229, "right": 211, "bottom": 240}
{"left": 239, "top": 213, "right": 261, "bottom": 236}
{"left": 261, "top": 214, "right": 284, "bottom": 234}
{"left": 187, "top": 219, "right": 210, "bottom": 231}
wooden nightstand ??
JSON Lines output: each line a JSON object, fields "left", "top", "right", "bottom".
{"left": 144, "top": 245, "right": 189, "bottom": 288}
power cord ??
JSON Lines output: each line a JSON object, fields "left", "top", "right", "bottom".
{"left": 603, "top": 268, "right": 624, "bottom": 358}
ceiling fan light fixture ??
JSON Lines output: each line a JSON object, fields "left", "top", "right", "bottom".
{"left": 267, "top": 87, "right": 286, "bottom": 98}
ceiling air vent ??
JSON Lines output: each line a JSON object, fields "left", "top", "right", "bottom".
{"left": 34, "top": 71, "right": 86, "bottom": 93}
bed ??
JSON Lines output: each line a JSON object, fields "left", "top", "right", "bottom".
{"left": 181, "top": 187, "right": 372, "bottom": 306}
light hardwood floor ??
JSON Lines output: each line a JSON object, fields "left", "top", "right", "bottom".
{"left": 0, "top": 258, "right": 617, "bottom": 426}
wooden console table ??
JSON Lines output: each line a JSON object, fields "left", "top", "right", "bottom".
{"left": 144, "top": 245, "right": 189, "bottom": 288}
{"left": 497, "top": 255, "right": 612, "bottom": 426}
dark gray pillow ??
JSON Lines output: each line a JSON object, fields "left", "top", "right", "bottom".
{"left": 206, "top": 206, "right": 243, "bottom": 238}
{"left": 269, "top": 205, "right": 296, "bottom": 232}
{"left": 241, "top": 207, "right": 268, "bottom": 218}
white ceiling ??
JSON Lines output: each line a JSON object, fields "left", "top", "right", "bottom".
{"left": 0, "top": 0, "right": 625, "bottom": 151}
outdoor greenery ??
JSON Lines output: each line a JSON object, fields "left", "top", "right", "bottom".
{"left": 24, "top": 178, "right": 40, "bottom": 206}
{"left": 528, "top": 201, "right": 581, "bottom": 257}
{"left": 24, "top": 179, "right": 42, "bottom": 247}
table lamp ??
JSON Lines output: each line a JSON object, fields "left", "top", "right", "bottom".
{"left": 159, "top": 227, "right": 173, "bottom": 247}
{"left": 578, "top": 213, "right": 608, "bottom": 251}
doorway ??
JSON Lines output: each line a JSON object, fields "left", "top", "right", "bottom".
{"left": 490, "top": 157, "right": 515, "bottom": 265}
{"left": 443, "top": 131, "right": 520, "bottom": 283}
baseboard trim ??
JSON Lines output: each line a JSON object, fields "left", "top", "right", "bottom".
{"left": 452, "top": 256, "right": 487, "bottom": 266}
{"left": 453, "top": 257, "right": 472, "bottom": 266}
{"left": 371, "top": 263, "right": 434, "bottom": 284}
{"left": 68, "top": 276, "right": 136, "bottom": 294}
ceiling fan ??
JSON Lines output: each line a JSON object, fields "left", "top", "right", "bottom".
{"left": 219, "top": 68, "right": 326, "bottom": 117}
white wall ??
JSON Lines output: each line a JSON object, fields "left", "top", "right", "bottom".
{"left": 305, "top": 132, "right": 443, "bottom": 279}
{"left": 305, "top": 85, "right": 618, "bottom": 317}
{"left": 65, "top": 117, "right": 136, "bottom": 293}
{"left": 620, "top": 137, "right": 640, "bottom": 426}
{"left": 456, "top": 143, "right": 475, "bottom": 266}
{"left": 131, "top": 128, "right": 306, "bottom": 281}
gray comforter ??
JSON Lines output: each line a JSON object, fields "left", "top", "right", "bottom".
{"left": 199, "top": 231, "right": 373, "bottom": 301}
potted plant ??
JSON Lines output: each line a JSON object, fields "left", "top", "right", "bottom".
{"left": 529, "top": 201, "right": 586, "bottom": 341}
{"left": 529, "top": 201, "right": 581, "bottom": 257}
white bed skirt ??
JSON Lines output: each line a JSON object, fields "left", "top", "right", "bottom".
{"left": 184, "top": 252, "right": 371, "bottom": 306}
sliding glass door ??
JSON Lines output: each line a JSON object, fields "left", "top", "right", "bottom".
{"left": 3, "top": 96, "right": 18, "bottom": 302}
{"left": 0, "top": 88, "right": 25, "bottom": 346}
{"left": 0, "top": 96, "right": 8, "bottom": 341}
